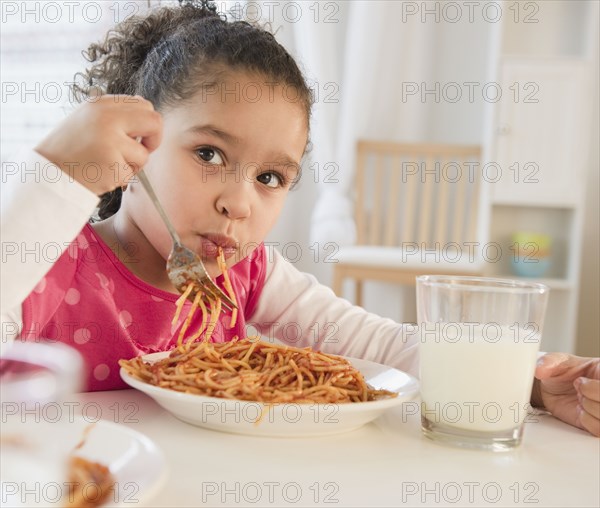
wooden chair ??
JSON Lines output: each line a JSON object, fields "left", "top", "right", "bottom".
{"left": 332, "top": 140, "right": 485, "bottom": 306}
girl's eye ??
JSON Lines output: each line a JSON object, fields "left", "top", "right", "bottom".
{"left": 196, "top": 147, "right": 224, "bottom": 165}
{"left": 256, "top": 172, "right": 285, "bottom": 189}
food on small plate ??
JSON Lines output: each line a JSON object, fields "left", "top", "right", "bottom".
{"left": 65, "top": 456, "right": 114, "bottom": 508}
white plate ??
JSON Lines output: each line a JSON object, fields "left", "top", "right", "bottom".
{"left": 1, "top": 416, "right": 167, "bottom": 507}
{"left": 120, "top": 352, "right": 419, "bottom": 437}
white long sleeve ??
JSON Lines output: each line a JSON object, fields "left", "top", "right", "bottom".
{"left": 250, "top": 250, "right": 420, "bottom": 377}
{"left": 1, "top": 150, "right": 98, "bottom": 351}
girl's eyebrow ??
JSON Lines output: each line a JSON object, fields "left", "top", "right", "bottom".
{"left": 187, "top": 124, "right": 240, "bottom": 145}
{"left": 186, "top": 123, "right": 301, "bottom": 174}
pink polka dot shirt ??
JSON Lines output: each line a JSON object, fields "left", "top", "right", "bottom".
{"left": 20, "top": 225, "right": 267, "bottom": 391}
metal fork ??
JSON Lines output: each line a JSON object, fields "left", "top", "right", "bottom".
{"left": 135, "top": 170, "right": 237, "bottom": 312}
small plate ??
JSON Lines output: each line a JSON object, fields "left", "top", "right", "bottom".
{"left": 120, "top": 352, "right": 419, "bottom": 437}
{"left": 0, "top": 415, "right": 167, "bottom": 507}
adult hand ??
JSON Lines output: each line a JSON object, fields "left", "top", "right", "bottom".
{"left": 35, "top": 95, "right": 162, "bottom": 195}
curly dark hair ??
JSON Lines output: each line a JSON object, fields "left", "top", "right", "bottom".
{"left": 74, "top": 0, "right": 313, "bottom": 219}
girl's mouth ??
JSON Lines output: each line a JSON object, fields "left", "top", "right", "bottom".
{"left": 198, "top": 234, "right": 238, "bottom": 259}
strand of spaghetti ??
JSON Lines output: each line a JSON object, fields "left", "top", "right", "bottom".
{"left": 216, "top": 247, "right": 226, "bottom": 272}
{"left": 214, "top": 297, "right": 222, "bottom": 329}
{"left": 204, "top": 297, "right": 221, "bottom": 343}
{"left": 187, "top": 296, "right": 209, "bottom": 343}
{"left": 265, "top": 364, "right": 293, "bottom": 386}
{"left": 286, "top": 358, "right": 303, "bottom": 392}
{"left": 171, "top": 283, "right": 194, "bottom": 326}
{"left": 177, "top": 290, "right": 202, "bottom": 347}
{"left": 216, "top": 247, "right": 238, "bottom": 329}
{"left": 229, "top": 306, "right": 238, "bottom": 329}
{"left": 204, "top": 297, "right": 219, "bottom": 342}
{"left": 298, "top": 366, "right": 317, "bottom": 386}
{"left": 228, "top": 304, "right": 238, "bottom": 329}
{"left": 218, "top": 357, "right": 241, "bottom": 373}
{"left": 240, "top": 340, "right": 259, "bottom": 364}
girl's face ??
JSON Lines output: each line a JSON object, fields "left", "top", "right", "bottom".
{"left": 123, "top": 72, "right": 308, "bottom": 280}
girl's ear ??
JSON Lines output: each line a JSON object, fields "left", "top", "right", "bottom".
{"left": 304, "top": 139, "right": 314, "bottom": 156}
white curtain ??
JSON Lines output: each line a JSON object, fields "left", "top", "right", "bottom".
{"left": 292, "top": 2, "right": 437, "bottom": 248}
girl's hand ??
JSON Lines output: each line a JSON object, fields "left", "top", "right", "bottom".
{"left": 35, "top": 95, "right": 162, "bottom": 195}
{"left": 533, "top": 353, "right": 600, "bottom": 436}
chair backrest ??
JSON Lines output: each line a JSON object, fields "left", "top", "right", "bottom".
{"left": 354, "top": 140, "right": 482, "bottom": 249}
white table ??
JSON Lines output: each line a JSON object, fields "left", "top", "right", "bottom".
{"left": 75, "top": 389, "right": 599, "bottom": 508}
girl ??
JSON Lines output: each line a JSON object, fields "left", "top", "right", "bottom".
{"left": 1, "top": 0, "right": 598, "bottom": 436}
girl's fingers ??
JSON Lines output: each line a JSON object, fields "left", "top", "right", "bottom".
{"left": 127, "top": 110, "right": 163, "bottom": 153}
{"left": 580, "top": 396, "right": 600, "bottom": 420}
{"left": 578, "top": 405, "right": 600, "bottom": 437}
{"left": 138, "top": 130, "right": 162, "bottom": 153}
{"left": 576, "top": 378, "right": 600, "bottom": 402}
{"left": 98, "top": 95, "right": 163, "bottom": 152}
{"left": 575, "top": 378, "right": 600, "bottom": 436}
{"left": 535, "top": 353, "right": 573, "bottom": 379}
{"left": 122, "top": 143, "right": 148, "bottom": 175}
{"left": 536, "top": 354, "right": 598, "bottom": 383}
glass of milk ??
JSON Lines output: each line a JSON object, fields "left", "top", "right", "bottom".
{"left": 416, "top": 275, "right": 549, "bottom": 451}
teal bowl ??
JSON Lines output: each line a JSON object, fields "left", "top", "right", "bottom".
{"left": 511, "top": 257, "right": 551, "bottom": 278}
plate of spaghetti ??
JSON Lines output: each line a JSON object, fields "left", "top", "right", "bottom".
{"left": 119, "top": 338, "right": 418, "bottom": 437}
{"left": 119, "top": 249, "right": 418, "bottom": 436}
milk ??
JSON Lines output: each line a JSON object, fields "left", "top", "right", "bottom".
{"left": 420, "top": 323, "right": 541, "bottom": 432}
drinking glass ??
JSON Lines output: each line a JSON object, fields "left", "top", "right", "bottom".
{"left": 416, "top": 275, "right": 549, "bottom": 451}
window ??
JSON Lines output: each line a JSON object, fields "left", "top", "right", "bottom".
{"left": 1, "top": 1, "right": 146, "bottom": 160}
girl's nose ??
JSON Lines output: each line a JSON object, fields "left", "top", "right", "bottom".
{"left": 215, "top": 182, "right": 251, "bottom": 220}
